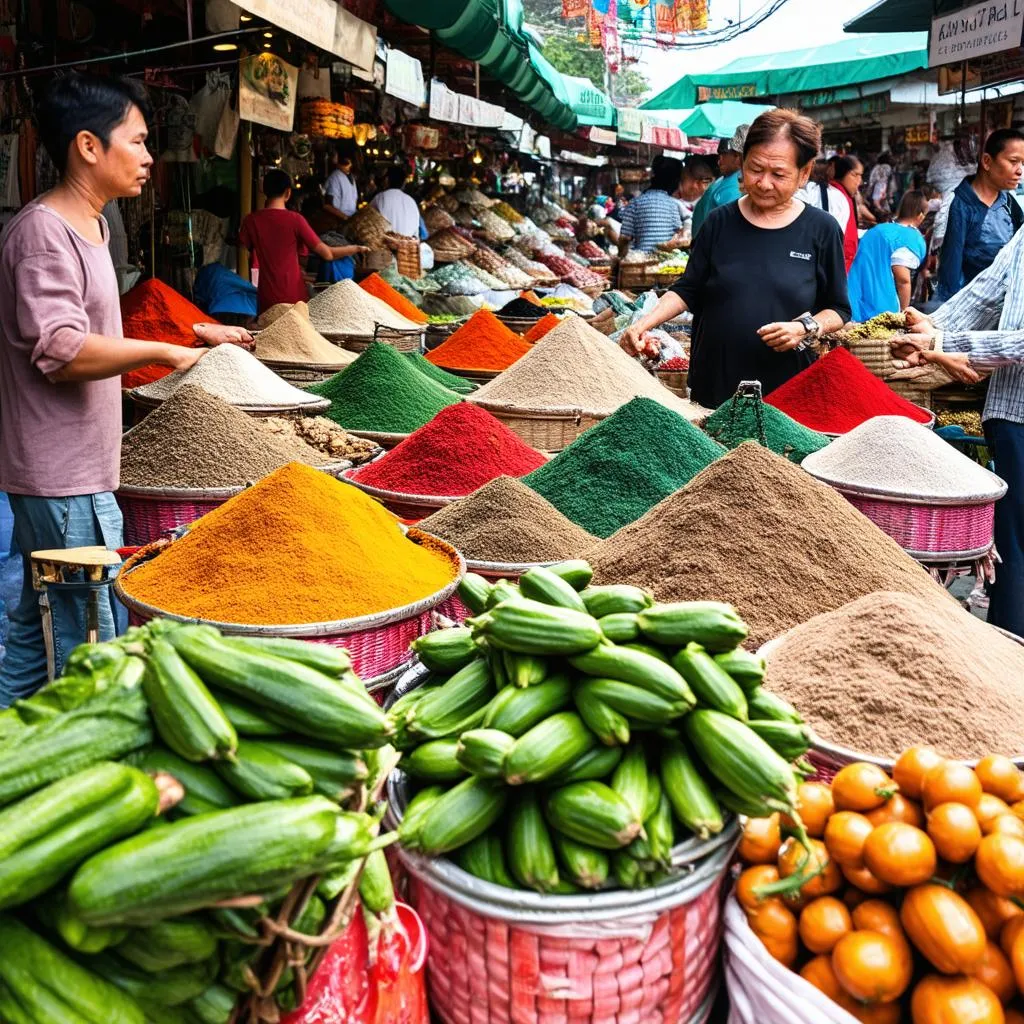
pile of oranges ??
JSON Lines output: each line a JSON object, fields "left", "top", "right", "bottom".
{"left": 736, "top": 748, "right": 1024, "bottom": 1024}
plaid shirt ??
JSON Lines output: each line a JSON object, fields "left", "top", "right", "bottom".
{"left": 620, "top": 190, "right": 683, "bottom": 253}
{"left": 933, "top": 225, "right": 1024, "bottom": 424}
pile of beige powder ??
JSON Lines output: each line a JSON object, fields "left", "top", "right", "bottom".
{"left": 764, "top": 591, "right": 1024, "bottom": 759}
{"left": 255, "top": 303, "right": 356, "bottom": 367}
{"left": 307, "top": 279, "right": 422, "bottom": 336}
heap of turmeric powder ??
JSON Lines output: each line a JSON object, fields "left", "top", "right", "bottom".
{"left": 120, "top": 462, "right": 458, "bottom": 624}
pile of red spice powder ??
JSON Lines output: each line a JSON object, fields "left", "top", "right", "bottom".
{"left": 425, "top": 310, "right": 531, "bottom": 373}
{"left": 121, "top": 279, "right": 214, "bottom": 389}
{"left": 524, "top": 313, "right": 561, "bottom": 343}
{"left": 350, "top": 402, "right": 546, "bottom": 496}
{"left": 766, "top": 347, "right": 933, "bottom": 434}
{"left": 358, "top": 273, "right": 428, "bottom": 325}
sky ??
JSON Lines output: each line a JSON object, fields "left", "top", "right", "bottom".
{"left": 637, "top": 0, "right": 887, "bottom": 94}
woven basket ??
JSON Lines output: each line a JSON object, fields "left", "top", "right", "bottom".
{"left": 471, "top": 400, "right": 605, "bottom": 453}
{"left": 385, "top": 234, "right": 423, "bottom": 280}
{"left": 384, "top": 748, "right": 736, "bottom": 1024}
{"left": 441, "top": 366, "right": 502, "bottom": 385}
{"left": 114, "top": 530, "right": 465, "bottom": 680}
{"left": 497, "top": 315, "right": 549, "bottom": 334}
{"left": 340, "top": 469, "right": 460, "bottom": 521}
{"left": 359, "top": 248, "right": 393, "bottom": 273}
{"left": 758, "top": 628, "right": 1024, "bottom": 781}
{"left": 339, "top": 427, "right": 410, "bottom": 450}
{"left": 656, "top": 368, "right": 688, "bottom": 398}
{"left": 424, "top": 318, "right": 470, "bottom": 351}
{"left": 129, "top": 390, "right": 331, "bottom": 417}
{"left": 618, "top": 262, "right": 657, "bottom": 290}
{"left": 374, "top": 323, "right": 426, "bottom": 353}
{"left": 259, "top": 359, "right": 350, "bottom": 383}
{"left": 886, "top": 378, "right": 934, "bottom": 410}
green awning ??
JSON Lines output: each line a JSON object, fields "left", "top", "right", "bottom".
{"left": 845, "top": 0, "right": 962, "bottom": 34}
{"left": 679, "top": 100, "right": 776, "bottom": 139}
{"left": 642, "top": 32, "right": 928, "bottom": 109}
{"left": 528, "top": 43, "right": 571, "bottom": 107}
{"left": 563, "top": 75, "right": 615, "bottom": 127}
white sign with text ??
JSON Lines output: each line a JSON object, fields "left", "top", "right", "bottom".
{"left": 930, "top": 0, "right": 1024, "bottom": 66}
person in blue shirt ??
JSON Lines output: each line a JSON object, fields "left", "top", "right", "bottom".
{"left": 691, "top": 125, "right": 748, "bottom": 239}
{"left": 936, "top": 128, "right": 1024, "bottom": 301}
{"left": 847, "top": 191, "right": 928, "bottom": 321}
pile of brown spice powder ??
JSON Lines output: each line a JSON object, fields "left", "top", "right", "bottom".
{"left": 764, "top": 591, "right": 1024, "bottom": 759}
{"left": 418, "top": 477, "right": 597, "bottom": 563}
{"left": 586, "top": 442, "right": 949, "bottom": 648}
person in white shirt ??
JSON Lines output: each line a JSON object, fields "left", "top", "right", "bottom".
{"left": 323, "top": 152, "right": 358, "bottom": 220}
{"left": 369, "top": 165, "right": 426, "bottom": 239}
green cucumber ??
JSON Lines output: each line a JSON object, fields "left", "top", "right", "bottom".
{"left": 508, "top": 790, "right": 560, "bottom": 892}
{"left": 214, "top": 739, "right": 314, "bottom": 800}
{"left": 671, "top": 643, "right": 748, "bottom": 720}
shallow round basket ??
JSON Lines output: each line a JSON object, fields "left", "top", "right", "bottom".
{"left": 438, "top": 365, "right": 502, "bottom": 385}
{"left": 114, "top": 529, "right": 465, "bottom": 681}
{"left": 470, "top": 400, "right": 605, "bottom": 453}
{"left": 128, "top": 390, "right": 331, "bottom": 417}
{"left": 383, "top": 707, "right": 737, "bottom": 1024}
{"left": 374, "top": 323, "right": 427, "bottom": 353}
{"left": 340, "top": 469, "right": 461, "bottom": 521}
{"left": 424, "top": 318, "right": 469, "bottom": 351}
{"left": 436, "top": 557, "right": 559, "bottom": 621}
{"left": 337, "top": 427, "right": 410, "bottom": 450}
{"left": 496, "top": 314, "right": 548, "bottom": 334}
{"left": 322, "top": 330, "right": 374, "bottom": 353}
{"left": 259, "top": 359, "right": 349, "bottom": 383}
{"left": 816, "top": 404, "right": 936, "bottom": 439}
{"left": 656, "top": 368, "right": 688, "bottom": 398}
{"left": 758, "top": 627, "right": 1024, "bottom": 781}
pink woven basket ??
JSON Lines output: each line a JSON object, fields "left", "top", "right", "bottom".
{"left": 117, "top": 488, "right": 238, "bottom": 547}
{"left": 340, "top": 470, "right": 459, "bottom": 522}
{"left": 114, "top": 531, "right": 465, "bottom": 681}
{"left": 437, "top": 558, "right": 559, "bottom": 622}
{"left": 838, "top": 489, "right": 998, "bottom": 560}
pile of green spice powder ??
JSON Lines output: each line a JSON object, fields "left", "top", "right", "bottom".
{"left": 403, "top": 352, "right": 478, "bottom": 395}
{"left": 702, "top": 391, "right": 831, "bottom": 464}
{"left": 306, "top": 342, "right": 458, "bottom": 433}
{"left": 524, "top": 397, "right": 725, "bottom": 538}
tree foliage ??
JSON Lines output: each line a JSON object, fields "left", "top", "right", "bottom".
{"left": 536, "top": 26, "right": 650, "bottom": 101}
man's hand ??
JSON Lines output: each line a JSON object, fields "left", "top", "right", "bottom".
{"left": 891, "top": 330, "right": 934, "bottom": 361}
{"left": 911, "top": 349, "right": 982, "bottom": 385}
{"left": 904, "top": 306, "right": 934, "bottom": 330}
{"left": 193, "top": 323, "right": 254, "bottom": 350}
{"left": 758, "top": 322, "right": 806, "bottom": 351}
{"left": 164, "top": 346, "right": 208, "bottom": 373}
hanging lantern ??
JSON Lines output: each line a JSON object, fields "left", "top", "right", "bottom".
{"left": 353, "top": 123, "right": 371, "bottom": 146}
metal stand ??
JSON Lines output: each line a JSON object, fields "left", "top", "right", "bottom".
{"left": 29, "top": 547, "right": 121, "bottom": 681}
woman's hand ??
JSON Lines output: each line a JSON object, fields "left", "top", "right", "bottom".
{"left": 758, "top": 321, "right": 806, "bottom": 351}
{"left": 193, "top": 323, "right": 254, "bottom": 350}
{"left": 910, "top": 349, "right": 982, "bottom": 385}
{"left": 620, "top": 324, "right": 660, "bottom": 359}
{"left": 163, "top": 345, "right": 209, "bottom": 372}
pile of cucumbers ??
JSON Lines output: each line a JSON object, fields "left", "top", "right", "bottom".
{"left": 394, "top": 560, "right": 811, "bottom": 894}
{"left": 0, "top": 621, "right": 400, "bottom": 1024}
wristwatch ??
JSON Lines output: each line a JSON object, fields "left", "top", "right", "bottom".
{"left": 795, "top": 313, "right": 821, "bottom": 351}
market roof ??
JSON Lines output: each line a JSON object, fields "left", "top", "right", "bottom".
{"left": 563, "top": 75, "right": 616, "bottom": 127}
{"left": 845, "top": 0, "right": 963, "bottom": 34}
{"left": 679, "top": 100, "right": 776, "bottom": 139}
{"left": 641, "top": 32, "right": 928, "bottom": 110}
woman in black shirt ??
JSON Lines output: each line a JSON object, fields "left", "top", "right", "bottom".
{"left": 621, "top": 109, "right": 851, "bottom": 409}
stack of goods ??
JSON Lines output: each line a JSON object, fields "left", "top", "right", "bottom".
{"left": 382, "top": 264, "right": 441, "bottom": 296}
{"left": 254, "top": 302, "right": 356, "bottom": 367}
{"left": 546, "top": 220, "right": 576, "bottom": 241}
{"left": 501, "top": 246, "right": 559, "bottom": 283}
{"left": 526, "top": 398, "right": 724, "bottom": 538}
{"left": 132, "top": 344, "right": 324, "bottom": 410}
{"left": 453, "top": 187, "right": 492, "bottom": 207}
{"left": 659, "top": 355, "right": 689, "bottom": 371}
{"left": 308, "top": 279, "right": 423, "bottom": 336}
{"left": 831, "top": 310, "right": 907, "bottom": 343}
{"left": 120, "top": 278, "right": 212, "bottom": 389}
{"left": 341, "top": 204, "right": 390, "bottom": 247}
{"left": 119, "top": 461, "right": 459, "bottom": 623}
{"left": 452, "top": 206, "right": 478, "bottom": 228}
{"left": 423, "top": 205, "right": 456, "bottom": 234}
{"left": 476, "top": 208, "right": 516, "bottom": 243}
{"left": 435, "top": 194, "right": 460, "bottom": 214}
{"left": 298, "top": 98, "right": 355, "bottom": 137}
{"left": 587, "top": 443, "right": 949, "bottom": 648}
{"left": 429, "top": 228, "right": 476, "bottom": 263}
{"left": 764, "top": 590, "right": 1024, "bottom": 758}
{"left": 524, "top": 313, "right": 561, "bottom": 342}
{"left": 536, "top": 251, "right": 580, "bottom": 279}
{"left": 471, "top": 315, "right": 708, "bottom": 420}
{"left": 496, "top": 296, "right": 550, "bottom": 321}
{"left": 565, "top": 264, "right": 610, "bottom": 290}
{"left": 421, "top": 294, "right": 483, "bottom": 318}
{"left": 539, "top": 287, "right": 595, "bottom": 314}
{"left": 121, "top": 385, "right": 329, "bottom": 488}
{"left": 255, "top": 302, "right": 297, "bottom": 329}
{"left": 307, "top": 342, "right": 459, "bottom": 434}
{"left": 427, "top": 262, "right": 490, "bottom": 296}
{"left": 425, "top": 310, "right": 531, "bottom": 374}
{"left": 803, "top": 415, "right": 1004, "bottom": 500}
{"left": 418, "top": 477, "right": 596, "bottom": 563}
{"left": 457, "top": 262, "right": 507, "bottom": 293}
{"left": 403, "top": 351, "right": 479, "bottom": 395}
{"left": 703, "top": 389, "right": 830, "bottom": 464}
{"left": 577, "top": 240, "right": 610, "bottom": 264}
{"left": 358, "top": 273, "right": 429, "bottom": 325}
{"left": 491, "top": 200, "right": 524, "bottom": 224}
{"left": 654, "top": 251, "right": 689, "bottom": 275}
{"left": 766, "top": 347, "right": 934, "bottom": 433}
{"left": 470, "top": 247, "right": 533, "bottom": 289}
{"left": 734, "top": 742, "right": 1024, "bottom": 1020}
{"left": 0, "top": 623, "right": 397, "bottom": 1020}
{"left": 349, "top": 403, "right": 546, "bottom": 498}
{"left": 395, "top": 563, "right": 813, "bottom": 895}
{"left": 259, "top": 416, "right": 381, "bottom": 464}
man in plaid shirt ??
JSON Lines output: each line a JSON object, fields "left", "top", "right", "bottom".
{"left": 618, "top": 158, "right": 686, "bottom": 256}
{"left": 897, "top": 225, "right": 1024, "bottom": 635}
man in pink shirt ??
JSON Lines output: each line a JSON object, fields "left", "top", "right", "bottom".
{"left": 238, "top": 169, "right": 367, "bottom": 312}
{"left": 0, "top": 74, "right": 247, "bottom": 701}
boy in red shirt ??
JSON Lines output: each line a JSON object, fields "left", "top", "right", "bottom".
{"left": 239, "top": 169, "right": 366, "bottom": 312}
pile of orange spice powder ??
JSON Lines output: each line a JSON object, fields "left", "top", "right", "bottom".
{"left": 425, "top": 309, "right": 530, "bottom": 373}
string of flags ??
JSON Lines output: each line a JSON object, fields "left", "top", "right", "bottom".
{"left": 564, "top": 0, "right": 709, "bottom": 54}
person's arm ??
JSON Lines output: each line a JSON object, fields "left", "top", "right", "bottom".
{"left": 321, "top": 201, "right": 348, "bottom": 222}
{"left": 50, "top": 335, "right": 206, "bottom": 382}
{"left": 935, "top": 197, "right": 967, "bottom": 300}
{"left": 893, "top": 265, "right": 913, "bottom": 310}
{"left": 940, "top": 327, "right": 1024, "bottom": 369}
{"left": 315, "top": 241, "right": 368, "bottom": 262}
{"left": 619, "top": 292, "right": 688, "bottom": 356}
{"left": 617, "top": 204, "right": 635, "bottom": 259}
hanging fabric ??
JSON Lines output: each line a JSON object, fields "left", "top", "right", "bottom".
{"left": 190, "top": 71, "right": 232, "bottom": 151}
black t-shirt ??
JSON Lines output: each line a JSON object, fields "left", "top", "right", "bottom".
{"left": 671, "top": 200, "right": 851, "bottom": 409}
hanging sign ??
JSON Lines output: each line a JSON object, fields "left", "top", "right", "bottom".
{"left": 430, "top": 79, "right": 460, "bottom": 122}
{"left": 589, "top": 126, "right": 617, "bottom": 145}
{"left": 617, "top": 107, "right": 643, "bottom": 141}
{"left": 333, "top": 6, "right": 377, "bottom": 72}
{"left": 562, "top": 0, "right": 589, "bottom": 16}
{"left": 930, "top": 0, "right": 1024, "bottom": 66}
{"left": 239, "top": 52, "right": 299, "bottom": 131}
{"left": 385, "top": 49, "right": 427, "bottom": 107}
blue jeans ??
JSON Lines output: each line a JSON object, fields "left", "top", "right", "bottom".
{"left": 985, "top": 419, "right": 1024, "bottom": 638}
{"left": 0, "top": 493, "right": 123, "bottom": 706}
